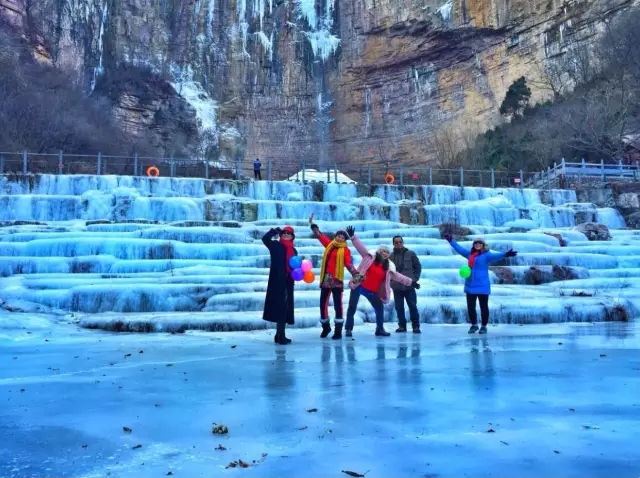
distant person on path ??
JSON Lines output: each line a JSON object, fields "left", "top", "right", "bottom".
{"left": 390, "top": 236, "right": 422, "bottom": 333}
{"left": 254, "top": 158, "right": 262, "bottom": 180}
{"left": 444, "top": 234, "right": 517, "bottom": 334}
{"left": 346, "top": 227, "right": 420, "bottom": 337}
{"left": 309, "top": 213, "right": 359, "bottom": 340}
{"left": 262, "top": 226, "right": 298, "bottom": 344}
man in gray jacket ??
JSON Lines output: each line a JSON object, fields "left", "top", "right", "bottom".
{"left": 390, "top": 235, "right": 422, "bottom": 333}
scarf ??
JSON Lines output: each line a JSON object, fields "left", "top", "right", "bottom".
{"left": 319, "top": 240, "right": 346, "bottom": 282}
{"left": 468, "top": 251, "right": 481, "bottom": 268}
{"left": 280, "top": 238, "right": 296, "bottom": 275}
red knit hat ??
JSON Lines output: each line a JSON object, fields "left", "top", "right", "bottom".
{"left": 281, "top": 226, "right": 295, "bottom": 238}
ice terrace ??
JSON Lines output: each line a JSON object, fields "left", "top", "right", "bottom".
{"left": 0, "top": 174, "right": 638, "bottom": 332}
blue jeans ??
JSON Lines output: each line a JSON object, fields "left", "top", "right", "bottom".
{"left": 345, "top": 286, "right": 385, "bottom": 331}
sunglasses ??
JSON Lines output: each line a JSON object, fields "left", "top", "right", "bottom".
{"left": 281, "top": 231, "right": 293, "bottom": 235}
{"left": 473, "top": 241, "right": 484, "bottom": 246}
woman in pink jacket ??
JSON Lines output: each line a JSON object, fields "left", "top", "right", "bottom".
{"left": 344, "top": 226, "right": 420, "bottom": 337}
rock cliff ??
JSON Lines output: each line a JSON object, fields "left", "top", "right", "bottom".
{"left": 0, "top": 0, "right": 635, "bottom": 172}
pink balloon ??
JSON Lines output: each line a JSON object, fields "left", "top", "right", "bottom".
{"left": 301, "top": 259, "right": 313, "bottom": 272}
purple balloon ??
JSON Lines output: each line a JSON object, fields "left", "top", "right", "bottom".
{"left": 291, "top": 268, "right": 304, "bottom": 281}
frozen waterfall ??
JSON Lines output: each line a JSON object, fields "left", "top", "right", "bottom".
{"left": 0, "top": 174, "right": 636, "bottom": 332}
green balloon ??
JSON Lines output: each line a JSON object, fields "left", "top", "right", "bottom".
{"left": 459, "top": 266, "right": 472, "bottom": 279}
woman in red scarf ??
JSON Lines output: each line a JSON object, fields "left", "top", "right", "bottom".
{"left": 262, "top": 226, "right": 298, "bottom": 344}
{"left": 309, "top": 213, "right": 358, "bottom": 340}
{"left": 444, "top": 235, "right": 517, "bottom": 334}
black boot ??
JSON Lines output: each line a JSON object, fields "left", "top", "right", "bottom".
{"left": 320, "top": 320, "right": 331, "bottom": 338}
{"left": 275, "top": 321, "right": 291, "bottom": 344}
{"left": 332, "top": 322, "right": 343, "bottom": 340}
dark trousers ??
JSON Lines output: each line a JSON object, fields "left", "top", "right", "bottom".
{"left": 466, "top": 293, "right": 489, "bottom": 326}
{"left": 320, "top": 287, "right": 343, "bottom": 323}
{"left": 393, "top": 287, "right": 419, "bottom": 328}
{"left": 276, "top": 279, "right": 294, "bottom": 337}
{"left": 254, "top": 170, "right": 262, "bottom": 180}
{"left": 345, "top": 286, "right": 385, "bottom": 331}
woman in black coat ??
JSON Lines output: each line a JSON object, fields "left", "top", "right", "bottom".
{"left": 262, "top": 226, "right": 298, "bottom": 344}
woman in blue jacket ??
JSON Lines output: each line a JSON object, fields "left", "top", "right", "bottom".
{"left": 444, "top": 235, "right": 517, "bottom": 334}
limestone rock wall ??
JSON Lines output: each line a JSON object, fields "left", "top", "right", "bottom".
{"left": 0, "top": 0, "right": 635, "bottom": 172}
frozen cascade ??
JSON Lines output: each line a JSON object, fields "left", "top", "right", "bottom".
{"left": 0, "top": 174, "right": 636, "bottom": 330}
{"left": 206, "top": 0, "right": 215, "bottom": 39}
{"left": 169, "top": 66, "right": 219, "bottom": 164}
{"left": 597, "top": 207, "right": 626, "bottom": 229}
{"left": 296, "top": 0, "right": 340, "bottom": 61}
{"left": 89, "top": 1, "right": 109, "bottom": 94}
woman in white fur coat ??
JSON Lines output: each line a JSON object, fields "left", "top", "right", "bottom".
{"left": 343, "top": 226, "right": 421, "bottom": 337}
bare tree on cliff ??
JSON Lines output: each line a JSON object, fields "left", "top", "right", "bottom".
{"left": 553, "top": 8, "right": 640, "bottom": 161}
{"left": 532, "top": 57, "right": 573, "bottom": 100}
{"left": 0, "top": 29, "right": 154, "bottom": 161}
{"left": 424, "top": 124, "right": 485, "bottom": 170}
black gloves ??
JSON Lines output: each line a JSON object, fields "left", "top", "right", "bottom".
{"left": 345, "top": 226, "right": 355, "bottom": 238}
{"left": 443, "top": 234, "right": 452, "bottom": 242}
{"left": 273, "top": 227, "right": 282, "bottom": 235}
{"left": 411, "top": 280, "right": 421, "bottom": 289}
{"left": 505, "top": 249, "right": 518, "bottom": 257}
{"left": 353, "top": 273, "right": 364, "bottom": 283}
{"left": 310, "top": 223, "right": 319, "bottom": 231}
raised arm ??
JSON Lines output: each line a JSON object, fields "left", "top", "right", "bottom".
{"left": 261, "top": 228, "right": 280, "bottom": 250}
{"left": 349, "top": 234, "right": 370, "bottom": 259}
{"left": 309, "top": 213, "right": 331, "bottom": 247}
{"left": 486, "top": 251, "right": 506, "bottom": 263}
{"left": 448, "top": 238, "right": 470, "bottom": 259}
{"left": 487, "top": 248, "right": 517, "bottom": 264}
{"left": 310, "top": 224, "right": 331, "bottom": 247}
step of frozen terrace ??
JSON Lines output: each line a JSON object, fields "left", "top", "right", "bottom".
{"left": 1, "top": 225, "right": 639, "bottom": 330}
{"left": 0, "top": 174, "right": 637, "bottom": 332}
{"left": 0, "top": 173, "right": 624, "bottom": 226}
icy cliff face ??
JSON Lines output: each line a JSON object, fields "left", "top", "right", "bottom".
{"left": 1, "top": 0, "right": 634, "bottom": 168}
{"left": 0, "top": 174, "right": 636, "bottom": 331}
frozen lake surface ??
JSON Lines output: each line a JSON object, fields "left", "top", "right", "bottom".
{"left": 1, "top": 316, "right": 639, "bottom": 478}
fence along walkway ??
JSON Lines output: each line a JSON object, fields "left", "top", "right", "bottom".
{"left": 0, "top": 151, "right": 538, "bottom": 188}
{"left": 1, "top": 152, "right": 638, "bottom": 188}
{"left": 529, "top": 158, "right": 640, "bottom": 188}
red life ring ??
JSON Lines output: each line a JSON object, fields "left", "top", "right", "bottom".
{"left": 146, "top": 166, "right": 160, "bottom": 177}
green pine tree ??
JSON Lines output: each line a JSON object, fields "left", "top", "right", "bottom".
{"left": 499, "top": 76, "right": 532, "bottom": 121}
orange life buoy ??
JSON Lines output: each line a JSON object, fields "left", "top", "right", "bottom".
{"left": 384, "top": 173, "right": 395, "bottom": 184}
{"left": 146, "top": 166, "right": 160, "bottom": 177}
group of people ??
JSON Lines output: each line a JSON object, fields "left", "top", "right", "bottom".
{"left": 261, "top": 217, "right": 517, "bottom": 344}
